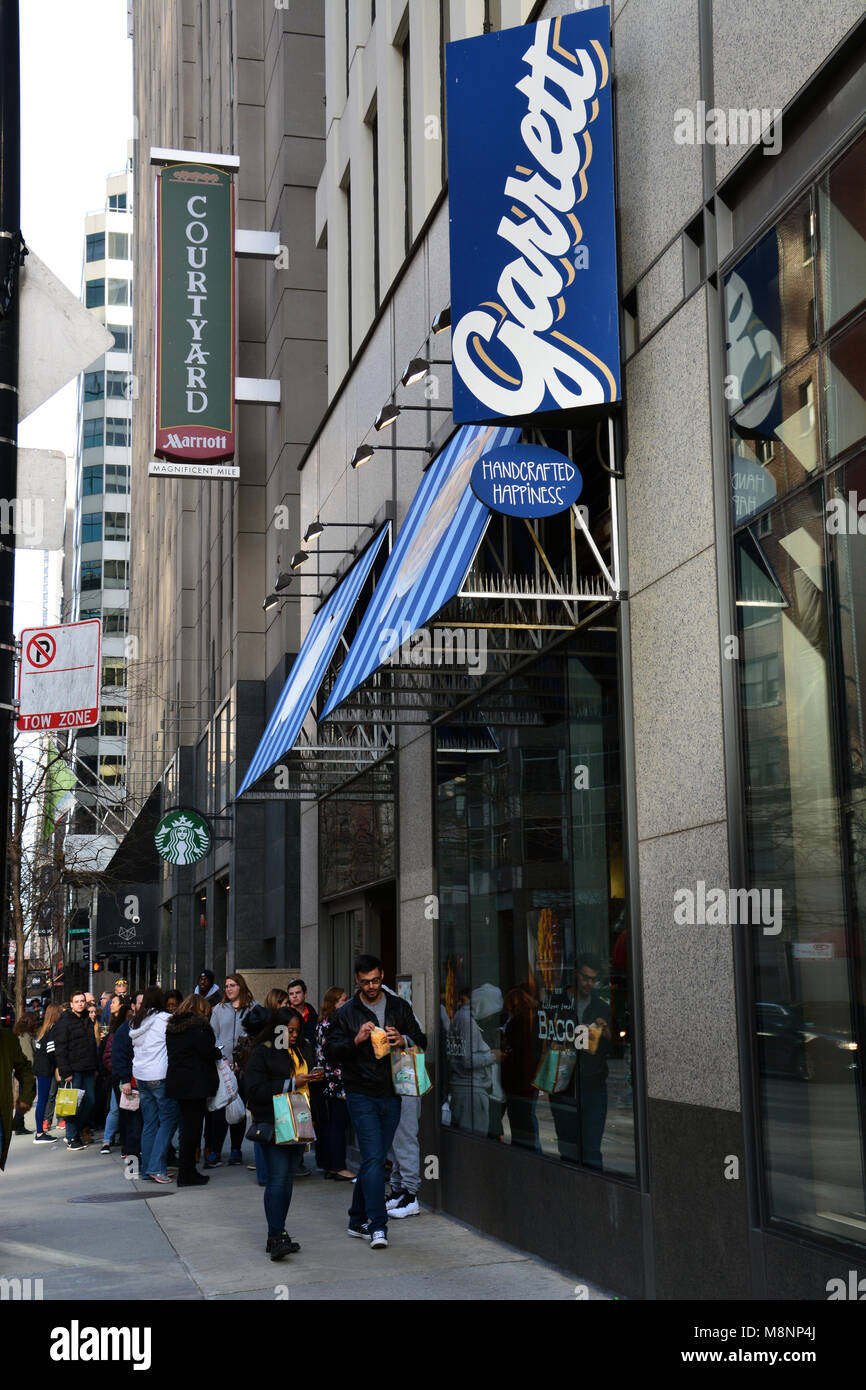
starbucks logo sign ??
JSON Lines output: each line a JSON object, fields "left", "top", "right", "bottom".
{"left": 155, "top": 808, "right": 212, "bottom": 865}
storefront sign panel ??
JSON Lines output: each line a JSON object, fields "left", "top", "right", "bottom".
{"left": 472, "top": 443, "right": 582, "bottom": 517}
{"left": 155, "top": 164, "right": 235, "bottom": 462}
{"left": 446, "top": 13, "right": 621, "bottom": 425}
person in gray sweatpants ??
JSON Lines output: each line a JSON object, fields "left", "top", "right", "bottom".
{"left": 383, "top": 983, "right": 424, "bottom": 1218}
{"left": 387, "top": 1094, "right": 421, "bottom": 1217}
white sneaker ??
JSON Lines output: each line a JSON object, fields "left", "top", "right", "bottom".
{"left": 369, "top": 1230, "right": 388, "bottom": 1249}
{"left": 389, "top": 1193, "right": 420, "bottom": 1218}
{"left": 386, "top": 1188, "right": 407, "bottom": 1210}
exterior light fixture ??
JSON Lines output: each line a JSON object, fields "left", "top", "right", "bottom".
{"left": 304, "top": 521, "right": 325, "bottom": 542}
{"left": 401, "top": 358, "right": 430, "bottom": 388}
{"left": 431, "top": 305, "right": 451, "bottom": 334}
{"left": 400, "top": 356, "right": 451, "bottom": 387}
{"left": 290, "top": 552, "right": 308, "bottom": 572}
{"left": 351, "top": 444, "right": 376, "bottom": 468}
{"left": 275, "top": 572, "right": 293, "bottom": 591}
{"left": 263, "top": 593, "right": 281, "bottom": 612}
{"left": 375, "top": 402, "right": 401, "bottom": 432}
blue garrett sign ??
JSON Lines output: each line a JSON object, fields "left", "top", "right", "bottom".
{"left": 446, "top": 12, "right": 621, "bottom": 425}
{"left": 471, "top": 444, "right": 582, "bottom": 518}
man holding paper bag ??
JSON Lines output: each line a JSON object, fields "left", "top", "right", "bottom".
{"left": 325, "top": 955, "right": 427, "bottom": 1249}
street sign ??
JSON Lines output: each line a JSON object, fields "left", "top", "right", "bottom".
{"left": 5, "top": 450, "right": 66, "bottom": 550}
{"left": 16, "top": 620, "right": 101, "bottom": 731}
{"left": 18, "top": 249, "right": 115, "bottom": 423}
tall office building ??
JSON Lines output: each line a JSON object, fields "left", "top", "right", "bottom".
{"left": 67, "top": 158, "right": 133, "bottom": 859}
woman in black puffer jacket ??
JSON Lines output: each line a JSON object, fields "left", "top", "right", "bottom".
{"left": 165, "top": 994, "right": 221, "bottom": 1188}
{"left": 244, "top": 1007, "right": 324, "bottom": 1260}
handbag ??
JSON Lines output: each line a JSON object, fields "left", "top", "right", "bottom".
{"left": 532, "top": 1046, "right": 577, "bottom": 1094}
{"left": 246, "top": 1119, "right": 274, "bottom": 1144}
{"left": 56, "top": 1086, "right": 85, "bottom": 1117}
{"left": 272, "top": 1091, "right": 316, "bottom": 1144}
{"left": 390, "top": 1047, "right": 433, "bottom": 1097}
{"left": 119, "top": 1089, "right": 141, "bottom": 1111}
{"left": 207, "top": 1057, "right": 240, "bottom": 1112}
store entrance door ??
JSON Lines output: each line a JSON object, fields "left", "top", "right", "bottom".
{"left": 322, "top": 882, "right": 397, "bottom": 995}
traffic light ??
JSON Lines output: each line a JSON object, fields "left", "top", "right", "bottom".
{"left": 92, "top": 957, "right": 102, "bottom": 972}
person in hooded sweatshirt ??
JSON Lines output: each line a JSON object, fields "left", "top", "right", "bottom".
{"left": 194, "top": 970, "right": 222, "bottom": 1008}
{"left": 130, "top": 986, "right": 179, "bottom": 1184}
{"left": 165, "top": 993, "right": 221, "bottom": 1187}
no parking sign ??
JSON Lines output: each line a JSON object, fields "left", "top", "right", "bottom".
{"left": 16, "top": 620, "right": 101, "bottom": 731}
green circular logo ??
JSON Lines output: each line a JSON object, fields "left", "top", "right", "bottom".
{"left": 154, "top": 808, "right": 212, "bottom": 865}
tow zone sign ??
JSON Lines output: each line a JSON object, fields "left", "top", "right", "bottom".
{"left": 16, "top": 620, "right": 101, "bottom": 731}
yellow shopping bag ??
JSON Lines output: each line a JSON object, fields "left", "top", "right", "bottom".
{"left": 56, "top": 1087, "right": 83, "bottom": 1117}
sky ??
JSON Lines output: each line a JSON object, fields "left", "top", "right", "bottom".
{"left": 15, "top": 0, "right": 133, "bottom": 633}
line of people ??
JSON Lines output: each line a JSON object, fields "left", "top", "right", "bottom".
{"left": 5, "top": 956, "right": 428, "bottom": 1260}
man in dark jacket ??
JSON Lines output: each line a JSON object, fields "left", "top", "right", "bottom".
{"left": 325, "top": 955, "right": 427, "bottom": 1247}
{"left": 53, "top": 991, "right": 99, "bottom": 1151}
{"left": 1, "top": 1027, "right": 35, "bottom": 1171}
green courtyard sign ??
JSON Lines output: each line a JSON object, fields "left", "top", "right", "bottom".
{"left": 155, "top": 163, "right": 235, "bottom": 465}
{"left": 154, "top": 808, "right": 212, "bottom": 866}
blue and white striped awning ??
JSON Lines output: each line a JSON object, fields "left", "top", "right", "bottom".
{"left": 236, "top": 523, "right": 390, "bottom": 796}
{"left": 321, "top": 423, "right": 520, "bottom": 718}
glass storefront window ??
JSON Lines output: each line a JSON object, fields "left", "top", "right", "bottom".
{"left": 725, "top": 197, "right": 815, "bottom": 417}
{"left": 730, "top": 353, "right": 821, "bottom": 524}
{"left": 818, "top": 133, "right": 866, "bottom": 334}
{"left": 320, "top": 798, "right": 395, "bottom": 899}
{"left": 436, "top": 631, "right": 634, "bottom": 1178}
{"left": 729, "top": 132, "right": 866, "bottom": 1246}
{"left": 825, "top": 314, "right": 866, "bottom": 465}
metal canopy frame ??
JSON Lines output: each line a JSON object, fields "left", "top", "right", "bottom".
{"left": 244, "top": 416, "right": 623, "bottom": 799}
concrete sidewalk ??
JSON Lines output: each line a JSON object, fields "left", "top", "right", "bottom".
{"left": 0, "top": 1126, "right": 614, "bottom": 1301}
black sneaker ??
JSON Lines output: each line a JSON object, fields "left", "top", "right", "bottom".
{"left": 100, "top": 1143, "right": 111, "bottom": 1155}
{"left": 33, "top": 1132, "right": 57, "bottom": 1145}
{"left": 266, "top": 1232, "right": 300, "bottom": 1260}
{"left": 67, "top": 1138, "right": 85, "bottom": 1152}
{"left": 347, "top": 1221, "right": 372, "bottom": 1240}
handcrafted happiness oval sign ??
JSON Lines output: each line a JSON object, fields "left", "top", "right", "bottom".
{"left": 471, "top": 444, "right": 582, "bottom": 518}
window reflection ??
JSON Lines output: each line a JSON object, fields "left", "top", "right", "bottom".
{"left": 735, "top": 473, "right": 865, "bottom": 1242}
{"left": 437, "top": 635, "right": 634, "bottom": 1177}
{"left": 825, "top": 315, "right": 866, "bottom": 464}
{"left": 818, "top": 133, "right": 866, "bottom": 333}
{"left": 731, "top": 354, "right": 821, "bottom": 523}
{"left": 725, "top": 197, "right": 814, "bottom": 417}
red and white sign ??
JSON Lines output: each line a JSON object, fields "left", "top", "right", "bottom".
{"left": 16, "top": 620, "right": 101, "bottom": 731}
{"left": 791, "top": 942, "right": 834, "bottom": 961}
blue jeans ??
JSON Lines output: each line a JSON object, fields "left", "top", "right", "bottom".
{"left": 139, "top": 1079, "right": 180, "bottom": 1177}
{"left": 66, "top": 1071, "right": 96, "bottom": 1142}
{"left": 260, "top": 1141, "right": 303, "bottom": 1236}
{"left": 255, "top": 1140, "right": 268, "bottom": 1183}
{"left": 346, "top": 1092, "right": 402, "bottom": 1234}
{"left": 103, "top": 1087, "right": 120, "bottom": 1145}
{"left": 35, "top": 1075, "right": 53, "bottom": 1132}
